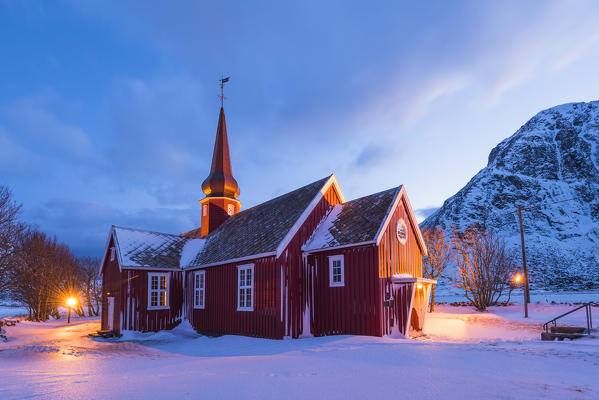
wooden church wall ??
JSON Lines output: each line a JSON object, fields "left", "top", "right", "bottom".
{"left": 186, "top": 255, "right": 279, "bottom": 339}
{"left": 380, "top": 281, "right": 413, "bottom": 336}
{"left": 279, "top": 184, "right": 343, "bottom": 338}
{"left": 306, "top": 245, "right": 381, "bottom": 337}
{"left": 377, "top": 195, "right": 424, "bottom": 279}
{"left": 376, "top": 192, "right": 425, "bottom": 337}
{"left": 119, "top": 269, "right": 184, "bottom": 332}
{"left": 101, "top": 237, "right": 184, "bottom": 334}
{"left": 101, "top": 237, "right": 122, "bottom": 332}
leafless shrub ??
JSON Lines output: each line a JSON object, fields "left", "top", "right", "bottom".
{"left": 78, "top": 257, "right": 102, "bottom": 316}
{"left": 11, "top": 230, "right": 81, "bottom": 321}
{"left": 0, "top": 186, "right": 24, "bottom": 295}
{"left": 452, "top": 225, "right": 516, "bottom": 311}
{"left": 421, "top": 226, "right": 451, "bottom": 312}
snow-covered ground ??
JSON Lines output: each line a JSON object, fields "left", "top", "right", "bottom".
{"left": 1, "top": 304, "right": 598, "bottom": 399}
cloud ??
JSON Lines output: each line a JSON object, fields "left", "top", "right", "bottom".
{"left": 0, "top": 127, "right": 42, "bottom": 175}
{"left": 104, "top": 75, "right": 209, "bottom": 199}
{"left": 353, "top": 144, "right": 395, "bottom": 170}
{"left": 415, "top": 207, "right": 439, "bottom": 223}
{"left": 2, "top": 96, "right": 97, "bottom": 165}
{"left": 26, "top": 197, "right": 202, "bottom": 257}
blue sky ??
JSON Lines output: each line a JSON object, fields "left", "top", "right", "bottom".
{"left": 1, "top": 1, "right": 599, "bottom": 257}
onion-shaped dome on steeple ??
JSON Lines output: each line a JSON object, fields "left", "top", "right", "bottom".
{"left": 202, "top": 107, "right": 240, "bottom": 198}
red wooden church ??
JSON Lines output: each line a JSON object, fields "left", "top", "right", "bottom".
{"left": 100, "top": 105, "right": 435, "bottom": 339}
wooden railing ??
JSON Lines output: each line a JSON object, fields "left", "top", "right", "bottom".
{"left": 543, "top": 302, "right": 596, "bottom": 335}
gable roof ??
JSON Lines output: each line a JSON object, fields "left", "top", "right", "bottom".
{"left": 303, "top": 187, "right": 400, "bottom": 252}
{"left": 375, "top": 185, "right": 428, "bottom": 256}
{"left": 111, "top": 226, "right": 186, "bottom": 270}
{"left": 183, "top": 175, "right": 333, "bottom": 267}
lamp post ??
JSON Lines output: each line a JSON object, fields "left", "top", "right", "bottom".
{"left": 66, "top": 297, "right": 77, "bottom": 323}
{"left": 514, "top": 273, "right": 528, "bottom": 318}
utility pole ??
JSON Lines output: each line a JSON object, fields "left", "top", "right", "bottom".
{"left": 517, "top": 205, "right": 530, "bottom": 318}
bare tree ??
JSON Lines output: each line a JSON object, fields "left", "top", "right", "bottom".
{"left": 452, "top": 225, "right": 516, "bottom": 311}
{"left": 0, "top": 186, "right": 24, "bottom": 296}
{"left": 11, "top": 230, "right": 81, "bottom": 321}
{"left": 421, "top": 226, "right": 451, "bottom": 312}
{"left": 78, "top": 257, "right": 102, "bottom": 316}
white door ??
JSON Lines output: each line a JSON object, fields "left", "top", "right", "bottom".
{"left": 107, "top": 297, "right": 115, "bottom": 331}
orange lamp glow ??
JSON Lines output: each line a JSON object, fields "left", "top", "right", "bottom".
{"left": 66, "top": 297, "right": 77, "bottom": 307}
{"left": 513, "top": 274, "right": 523, "bottom": 284}
{"left": 416, "top": 283, "right": 423, "bottom": 290}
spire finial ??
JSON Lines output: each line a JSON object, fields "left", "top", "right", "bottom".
{"left": 218, "top": 76, "right": 230, "bottom": 108}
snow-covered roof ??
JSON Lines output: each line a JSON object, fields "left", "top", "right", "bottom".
{"left": 107, "top": 179, "right": 413, "bottom": 270}
{"left": 303, "top": 187, "right": 400, "bottom": 252}
{"left": 112, "top": 226, "right": 187, "bottom": 269}
{"left": 106, "top": 176, "right": 333, "bottom": 271}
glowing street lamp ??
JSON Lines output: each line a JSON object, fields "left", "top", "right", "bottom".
{"left": 66, "top": 296, "right": 78, "bottom": 323}
{"left": 513, "top": 273, "right": 528, "bottom": 318}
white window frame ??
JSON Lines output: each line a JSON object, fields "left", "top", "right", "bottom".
{"left": 147, "top": 272, "right": 170, "bottom": 310}
{"left": 237, "top": 264, "right": 254, "bottom": 311}
{"left": 194, "top": 270, "right": 206, "bottom": 309}
{"left": 329, "top": 255, "right": 344, "bottom": 287}
{"left": 110, "top": 246, "right": 116, "bottom": 262}
{"left": 227, "top": 204, "right": 235, "bottom": 216}
{"left": 202, "top": 204, "right": 208, "bottom": 216}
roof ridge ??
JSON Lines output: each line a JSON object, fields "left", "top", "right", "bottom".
{"left": 203, "top": 175, "right": 332, "bottom": 236}
{"left": 344, "top": 185, "right": 402, "bottom": 204}
{"left": 237, "top": 175, "right": 331, "bottom": 214}
{"left": 112, "top": 225, "right": 182, "bottom": 238}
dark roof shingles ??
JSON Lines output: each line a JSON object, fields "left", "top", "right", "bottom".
{"left": 306, "top": 187, "right": 399, "bottom": 250}
{"left": 190, "top": 176, "right": 330, "bottom": 265}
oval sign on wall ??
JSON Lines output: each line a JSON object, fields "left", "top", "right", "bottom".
{"left": 396, "top": 219, "right": 408, "bottom": 245}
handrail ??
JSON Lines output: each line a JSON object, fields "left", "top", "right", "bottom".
{"left": 543, "top": 302, "right": 596, "bottom": 335}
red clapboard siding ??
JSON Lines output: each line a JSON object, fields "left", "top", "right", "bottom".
{"left": 101, "top": 237, "right": 121, "bottom": 332}
{"left": 279, "top": 183, "right": 343, "bottom": 338}
{"left": 306, "top": 245, "right": 381, "bottom": 337}
{"left": 376, "top": 191, "right": 425, "bottom": 337}
{"left": 379, "top": 280, "right": 413, "bottom": 336}
{"left": 119, "top": 270, "right": 184, "bottom": 332}
{"left": 377, "top": 195, "right": 424, "bottom": 279}
{"left": 100, "top": 236, "right": 184, "bottom": 334}
{"left": 186, "top": 255, "right": 279, "bottom": 339}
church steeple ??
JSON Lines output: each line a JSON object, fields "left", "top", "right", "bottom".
{"left": 201, "top": 107, "right": 240, "bottom": 198}
{"left": 199, "top": 101, "right": 241, "bottom": 238}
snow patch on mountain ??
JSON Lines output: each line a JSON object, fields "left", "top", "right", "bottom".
{"left": 423, "top": 101, "right": 599, "bottom": 291}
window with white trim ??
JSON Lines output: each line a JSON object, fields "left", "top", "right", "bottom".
{"left": 237, "top": 264, "right": 254, "bottom": 311}
{"left": 227, "top": 204, "right": 235, "bottom": 216}
{"left": 202, "top": 204, "right": 208, "bottom": 216}
{"left": 148, "top": 273, "right": 169, "bottom": 310}
{"left": 329, "top": 255, "right": 344, "bottom": 287}
{"left": 194, "top": 270, "right": 206, "bottom": 309}
{"left": 110, "top": 247, "right": 116, "bottom": 262}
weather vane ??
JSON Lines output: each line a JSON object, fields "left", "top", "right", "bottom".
{"left": 218, "top": 76, "right": 230, "bottom": 108}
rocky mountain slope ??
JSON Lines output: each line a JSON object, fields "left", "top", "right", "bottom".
{"left": 423, "top": 101, "right": 599, "bottom": 291}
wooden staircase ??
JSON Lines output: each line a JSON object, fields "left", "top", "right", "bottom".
{"left": 89, "top": 330, "right": 119, "bottom": 338}
{"left": 541, "top": 302, "right": 596, "bottom": 341}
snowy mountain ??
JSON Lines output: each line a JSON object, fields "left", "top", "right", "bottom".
{"left": 423, "top": 101, "right": 599, "bottom": 291}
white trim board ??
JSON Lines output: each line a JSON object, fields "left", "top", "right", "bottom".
{"left": 303, "top": 240, "right": 376, "bottom": 254}
{"left": 236, "top": 264, "right": 255, "bottom": 311}
{"left": 374, "top": 186, "right": 428, "bottom": 256}
{"left": 186, "top": 251, "right": 277, "bottom": 270}
{"left": 147, "top": 272, "right": 170, "bottom": 310}
{"left": 276, "top": 174, "right": 345, "bottom": 258}
{"left": 122, "top": 266, "right": 180, "bottom": 271}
